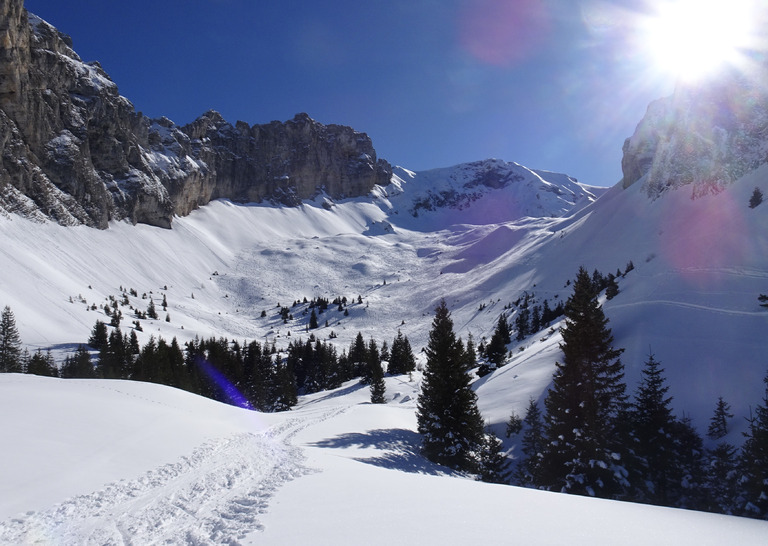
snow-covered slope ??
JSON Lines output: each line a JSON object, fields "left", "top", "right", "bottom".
{"left": 1, "top": 157, "right": 766, "bottom": 436}
{"left": 2, "top": 373, "right": 767, "bottom": 545}
{"left": 1, "top": 156, "right": 767, "bottom": 541}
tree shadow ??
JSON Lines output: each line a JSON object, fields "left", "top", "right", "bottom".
{"left": 308, "top": 428, "right": 457, "bottom": 476}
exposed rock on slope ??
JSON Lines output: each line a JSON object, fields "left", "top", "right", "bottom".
{"left": 0, "top": 0, "right": 391, "bottom": 228}
{"left": 620, "top": 65, "right": 768, "bottom": 198}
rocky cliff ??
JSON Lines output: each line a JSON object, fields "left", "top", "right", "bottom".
{"left": 620, "top": 64, "right": 768, "bottom": 198}
{"left": 0, "top": 0, "right": 391, "bottom": 228}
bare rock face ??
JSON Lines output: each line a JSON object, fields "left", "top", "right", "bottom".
{"left": 620, "top": 65, "right": 768, "bottom": 198}
{"left": 0, "top": 0, "right": 391, "bottom": 228}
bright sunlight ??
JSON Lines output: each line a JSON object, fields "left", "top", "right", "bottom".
{"left": 642, "top": 0, "right": 755, "bottom": 82}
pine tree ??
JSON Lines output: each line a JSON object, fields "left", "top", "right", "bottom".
{"left": 738, "top": 369, "right": 768, "bottom": 518}
{"left": 147, "top": 298, "right": 158, "bottom": 320}
{"left": 749, "top": 187, "right": 764, "bottom": 208}
{"left": 605, "top": 273, "right": 619, "bottom": 300}
{"left": 388, "top": 330, "right": 416, "bottom": 375}
{"left": 486, "top": 314, "right": 510, "bottom": 368}
{"left": 27, "top": 349, "right": 57, "bottom": 377}
{"left": 703, "top": 441, "right": 739, "bottom": 515}
{"left": 514, "top": 398, "right": 546, "bottom": 488}
{"left": 369, "top": 353, "right": 386, "bottom": 404}
{"left": 416, "top": 300, "right": 484, "bottom": 471}
{"left": 0, "top": 306, "right": 22, "bottom": 373}
{"left": 309, "top": 308, "right": 318, "bottom": 329}
{"left": 539, "top": 267, "right": 628, "bottom": 498}
{"left": 630, "top": 352, "right": 678, "bottom": 505}
{"left": 348, "top": 332, "right": 368, "bottom": 379}
{"left": 88, "top": 320, "right": 108, "bottom": 350}
{"left": 707, "top": 397, "right": 733, "bottom": 440}
{"left": 477, "top": 428, "right": 511, "bottom": 484}
{"left": 61, "top": 345, "right": 95, "bottom": 378}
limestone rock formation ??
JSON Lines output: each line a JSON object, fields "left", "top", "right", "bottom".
{"left": 620, "top": 65, "right": 768, "bottom": 198}
{"left": 0, "top": 0, "right": 391, "bottom": 228}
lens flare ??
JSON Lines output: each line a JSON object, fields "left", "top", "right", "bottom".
{"left": 458, "top": 0, "right": 551, "bottom": 66}
{"left": 196, "top": 357, "right": 253, "bottom": 410}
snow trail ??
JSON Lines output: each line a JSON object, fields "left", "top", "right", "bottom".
{"left": 0, "top": 405, "right": 350, "bottom": 545}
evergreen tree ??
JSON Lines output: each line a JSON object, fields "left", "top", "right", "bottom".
{"left": 147, "top": 298, "right": 158, "bottom": 320}
{"left": 388, "top": 330, "right": 416, "bottom": 375}
{"left": 61, "top": 345, "right": 94, "bottom": 378}
{"left": 361, "top": 338, "right": 381, "bottom": 386}
{"left": 738, "top": 369, "right": 768, "bottom": 518}
{"left": 605, "top": 273, "right": 619, "bottom": 300}
{"left": 539, "top": 267, "right": 628, "bottom": 498}
{"left": 486, "top": 314, "right": 511, "bottom": 368}
{"left": 416, "top": 300, "right": 484, "bottom": 472}
{"left": 477, "top": 428, "right": 511, "bottom": 484}
{"left": 707, "top": 397, "right": 733, "bottom": 440}
{"left": 749, "top": 187, "right": 764, "bottom": 208}
{"left": 369, "top": 353, "right": 386, "bottom": 404}
{"left": 309, "top": 308, "right": 318, "bottom": 329}
{"left": 88, "top": 320, "right": 108, "bottom": 351}
{"left": 27, "top": 349, "right": 57, "bottom": 377}
{"left": 670, "top": 416, "right": 706, "bottom": 510}
{"left": 514, "top": 398, "right": 546, "bottom": 488}
{"left": 630, "top": 352, "right": 678, "bottom": 505}
{"left": 0, "top": 306, "right": 23, "bottom": 373}
{"left": 348, "top": 332, "right": 368, "bottom": 379}
{"left": 703, "top": 441, "right": 739, "bottom": 515}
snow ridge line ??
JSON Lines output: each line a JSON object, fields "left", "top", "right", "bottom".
{"left": 0, "top": 432, "right": 307, "bottom": 545}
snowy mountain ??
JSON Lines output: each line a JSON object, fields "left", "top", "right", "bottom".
{"left": 2, "top": 0, "right": 768, "bottom": 543}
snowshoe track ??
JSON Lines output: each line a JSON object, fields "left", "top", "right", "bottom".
{"left": 0, "top": 405, "right": 351, "bottom": 545}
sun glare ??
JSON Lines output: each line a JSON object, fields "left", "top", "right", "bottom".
{"left": 643, "top": 0, "right": 754, "bottom": 82}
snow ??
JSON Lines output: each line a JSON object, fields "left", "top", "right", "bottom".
{"left": 2, "top": 374, "right": 767, "bottom": 544}
{"left": 1, "top": 158, "right": 767, "bottom": 542}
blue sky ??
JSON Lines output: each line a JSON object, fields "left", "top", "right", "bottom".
{"left": 24, "top": 0, "right": 679, "bottom": 186}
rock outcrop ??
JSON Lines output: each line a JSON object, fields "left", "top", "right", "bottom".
{"left": 0, "top": 0, "right": 391, "bottom": 228}
{"left": 620, "top": 65, "right": 768, "bottom": 198}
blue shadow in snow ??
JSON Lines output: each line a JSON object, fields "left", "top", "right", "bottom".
{"left": 308, "top": 428, "right": 457, "bottom": 476}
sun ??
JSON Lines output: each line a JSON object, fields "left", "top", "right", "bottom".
{"left": 641, "top": 0, "right": 755, "bottom": 82}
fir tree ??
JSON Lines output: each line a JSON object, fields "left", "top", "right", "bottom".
{"left": 630, "top": 352, "right": 678, "bottom": 505}
{"left": 309, "top": 308, "right": 318, "bottom": 329}
{"left": 147, "top": 298, "right": 158, "bottom": 320}
{"left": 88, "top": 320, "right": 109, "bottom": 351}
{"left": 27, "top": 349, "right": 57, "bottom": 377}
{"left": 388, "top": 330, "right": 416, "bottom": 375}
{"left": 738, "top": 369, "right": 768, "bottom": 518}
{"left": 514, "top": 398, "right": 546, "bottom": 488}
{"left": 477, "top": 428, "right": 511, "bottom": 484}
{"left": 749, "top": 187, "right": 764, "bottom": 209}
{"left": 348, "top": 332, "right": 368, "bottom": 379}
{"left": 486, "top": 314, "right": 510, "bottom": 368}
{"left": 0, "top": 306, "right": 22, "bottom": 373}
{"left": 707, "top": 397, "right": 733, "bottom": 440}
{"left": 605, "top": 273, "right": 619, "bottom": 300}
{"left": 416, "top": 300, "right": 484, "bottom": 471}
{"left": 539, "top": 267, "right": 628, "bottom": 498}
{"left": 61, "top": 345, "right": 94, "bottom": 378}
{"left": 703, "top": 441, "right": 739, "bottom": 515}
{"left": 369, "top": 353, "right": 386, "bottom": 404}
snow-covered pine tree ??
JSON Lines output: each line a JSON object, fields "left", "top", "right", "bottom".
{"left": 0, "top": 306, "right": 22, "bottom": 373}
{"left": 417, "top": 300, "right": 484, "bottom": 472}
{"left": 540, "top": 267, "right": 628, "bottom": 498}
{"left": 703, "top": 441, "right": 739, "bottom": 515}
{"left": 478, "top": 428, "right": 511, "bottom": 484}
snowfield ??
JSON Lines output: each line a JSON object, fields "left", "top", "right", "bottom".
{"left": 2, "top": 374, "right": 767, "bottom": 545}
{"left": 1, "top": 159, "right": 768, "bottom": 543}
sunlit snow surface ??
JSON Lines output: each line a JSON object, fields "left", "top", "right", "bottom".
{"left": 1, "top": 161, "right": 767, "bottom": 542}
{"left": 1, "top": 374, "right": 767, "bottom": 545}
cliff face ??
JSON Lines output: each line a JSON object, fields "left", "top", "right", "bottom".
{"left": 620, "top": 65, "right": 768, "bottom": 198}
{"left": 0, "top": 0, "right": 391, "bottom": 228}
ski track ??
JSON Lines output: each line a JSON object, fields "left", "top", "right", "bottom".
{"left": 0, "top": 405, "right": 351, "bottom": 545}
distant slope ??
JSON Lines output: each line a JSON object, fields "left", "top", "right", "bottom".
{"left": 1, "top": 155, "right": 765, "bottom": 442}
